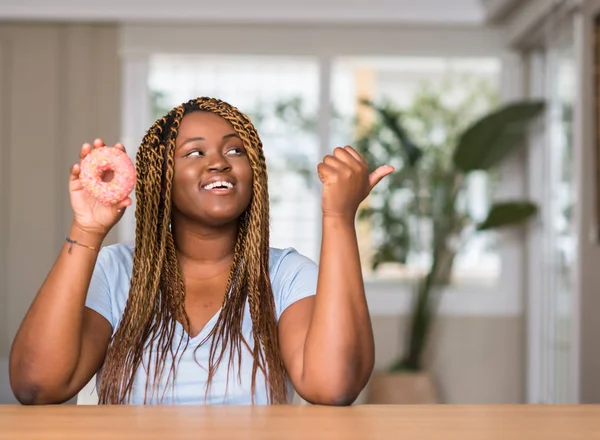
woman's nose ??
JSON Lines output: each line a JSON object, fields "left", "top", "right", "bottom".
{"left": 206, "top": 151, "right": 232, "bottom": 173}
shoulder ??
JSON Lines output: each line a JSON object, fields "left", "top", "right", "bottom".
{"left": 95, "top": 243, "right": 135, "bottom": 275}
{"left": 98, "top": 242, "right": 134, "bottom": 261}
{"left": 268, "top": 247, "right": 317, "bottom": 278}
{"left": 94, "top": 243, "right": 135, "bottom": 295}
{"left": 268, "top": 247, "right": 319, "bottom": 319}
{"left": 86, "top": 243, "right": 135, "bottom": 331}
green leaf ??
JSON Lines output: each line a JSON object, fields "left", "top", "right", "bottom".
{"left": 371, "top": 243, "right": 409, "bottom": 270}
{"left": 453, "top": 101, "right": 545, "bottom": 172}
{"left": 388, "top": 358, "right": 419, "bottom": 373}
{"left": 361, "top": 99, "right": 423, "bottom": 167}
{"left": 477, "top": 201, "right": 538, "bottom": 231}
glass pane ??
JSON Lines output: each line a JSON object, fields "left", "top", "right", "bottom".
{"left": 148, "top": 55, "right": 321, "bottom": 261}
{"left": 331, "top": 57, "right": 502, "bottom": 283}
{"left": 547, "top": 36, "right": 576, "bottom": 403}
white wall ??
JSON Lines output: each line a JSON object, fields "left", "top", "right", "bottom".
{"left": 0, "top": 23, "right": 120, "bottom": 403}
{"left": 120, "top": 23, "right": 506, "bottom": 58}
{"left": 368, "top": 316, "right": 524, "bottom": 404}
{"left": 0, "top": 0, "right": 486, "bottom": 25}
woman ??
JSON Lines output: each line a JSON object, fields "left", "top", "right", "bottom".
{"left": 9, "top": 97, "right": 393, "bottom": 405}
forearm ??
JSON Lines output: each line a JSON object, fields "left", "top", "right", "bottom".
{"left": 301, "top": 215, "right": 374, "bottom": 400}
{"left": 10, "top": 222, "right": 105, "bottom": 391}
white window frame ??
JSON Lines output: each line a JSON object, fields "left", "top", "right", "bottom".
{"left": 118, "top": 23, "right": 525, "bottom": 317}
{"left": 512, "top": 0, "right": 583, "bottom": 404}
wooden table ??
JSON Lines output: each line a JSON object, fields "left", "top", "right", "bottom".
{"left": 1, "top": 405, "right": 599, "bottom": 439}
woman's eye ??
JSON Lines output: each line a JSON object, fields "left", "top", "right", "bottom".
{"left": 226, "top": 147, "right": 245, "bottom": 156}
{"left": 185, "top": 150, "right": 204, "bottom": 158}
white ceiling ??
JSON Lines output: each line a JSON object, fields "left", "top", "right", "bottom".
{"left": 0, "top": 0, "right": 501, "bottom": 25}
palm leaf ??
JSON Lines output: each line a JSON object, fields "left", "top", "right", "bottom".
{"left": 453, "top": 101, "right": 545, "bottom": 172}
{"left": 477, "top": 201, "right": 538, "bottom": 231}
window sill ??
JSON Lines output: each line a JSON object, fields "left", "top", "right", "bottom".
{"left": 364, "top": 277, "right": 520, "bottom": 317}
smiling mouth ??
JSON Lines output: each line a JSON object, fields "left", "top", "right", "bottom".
{"left": 201, "top": 181, "right": 235, "bottom": 192}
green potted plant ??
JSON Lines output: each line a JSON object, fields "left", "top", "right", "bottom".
{"left": 355, "top": 77, "right": 543, "bottom": 403}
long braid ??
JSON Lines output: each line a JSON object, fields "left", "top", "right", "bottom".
{"left": 97, "top": 97, "right": 287, "bottom": 404}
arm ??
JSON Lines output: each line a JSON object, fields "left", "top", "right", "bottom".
{"left": 10, "top": 225, "right": 111, "bottom": 404}
{"left": 9, "top": 139, "right": 131, "bottom": 404}
{"left": 278, "top": 146, "right": 393, "bottom": 405}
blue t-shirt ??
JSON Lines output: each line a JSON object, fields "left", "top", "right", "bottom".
{"left": 85, "top": 244, "right": 318, "bottom": 405}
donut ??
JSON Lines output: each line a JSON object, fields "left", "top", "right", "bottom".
{"left": 79, "top": 147, "right": 136, "bottom": 205}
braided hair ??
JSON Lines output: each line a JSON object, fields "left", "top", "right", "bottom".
{"left": 97, "top": 97, "right": 287, "bottom": 404}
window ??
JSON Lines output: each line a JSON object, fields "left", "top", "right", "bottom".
{"left": 331, "top": 57, "right": 502, "bottom": 283}
{"left": 524, "top": 14, "right": 578, "bottom": 404}
{"left": 547, "top": 41, "right": 576, "bottom": 404}
{"left": 120, "top": 24, "right": 523, "bottom": 317}
{"left": 144, "top": 54, "right": 504, "bottom": 283}
{"left": 533, "top": 33, "right": 576, "bottom": 404}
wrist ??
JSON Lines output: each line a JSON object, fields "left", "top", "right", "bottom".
{"left": 69, "top": 222, "right": 107, "bottom": 247}
{"left": 322, "top": 212, "right": 356, "bottom": 226}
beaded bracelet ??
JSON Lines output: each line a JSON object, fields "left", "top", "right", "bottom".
{"left": 65, "top": 237, "right": 98, "bottom": 254}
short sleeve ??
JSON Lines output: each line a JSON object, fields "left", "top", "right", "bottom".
{"left": 85, "top": 247, "right": 115, "bottom": 329}
{"left": 271, "top": 248, "right": 319, "bottom": 319}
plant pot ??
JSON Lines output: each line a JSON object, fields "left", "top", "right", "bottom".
{"left": 365, "top": 371, "right": 439, "bottom": 404}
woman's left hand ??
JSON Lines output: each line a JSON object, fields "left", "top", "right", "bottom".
{"left": 317, "top": 145, "right": 394, "bottom": 220}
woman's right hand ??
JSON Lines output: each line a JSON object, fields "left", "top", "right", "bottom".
{"left": 70, "top": 138, "right": 132, "bottom": 237}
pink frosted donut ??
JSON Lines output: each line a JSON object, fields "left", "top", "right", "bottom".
{"left": 79, "top": 147, "right": 136, "bottom": 205}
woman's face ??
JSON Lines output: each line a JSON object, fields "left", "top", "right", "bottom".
{"left": 171, "top": 111, "right": 254, "bottom": 228}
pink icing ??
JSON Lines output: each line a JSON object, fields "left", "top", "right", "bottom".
{"left": 79, "top": 147, "right": 136, "bottom": 205}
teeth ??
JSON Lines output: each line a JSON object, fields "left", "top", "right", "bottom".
{"left": 203, "top": 181, "right": 234, "bottom": 190}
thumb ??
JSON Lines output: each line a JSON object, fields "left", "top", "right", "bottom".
{"left": 369, "top": 165, "right": 395, "bottom": 190}
{"left": 69, "top": 163, "right": 83, "bottom": 191}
